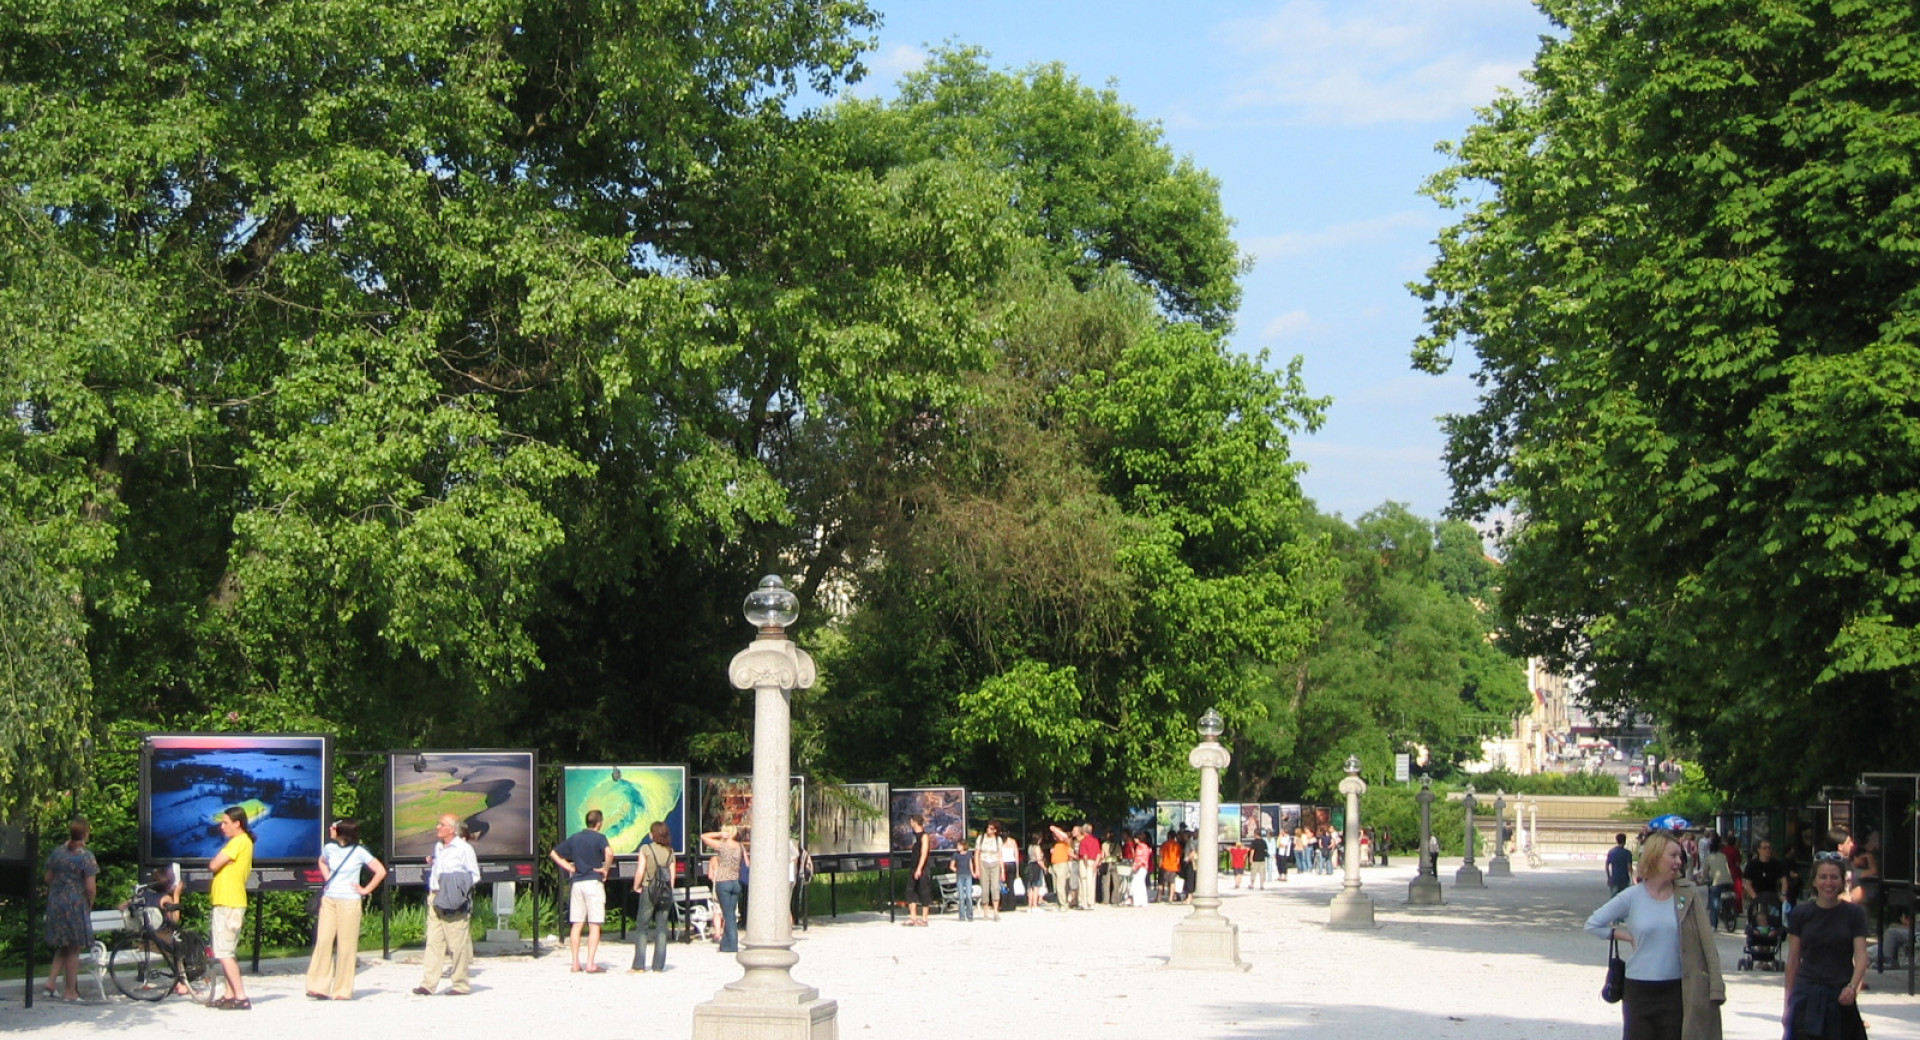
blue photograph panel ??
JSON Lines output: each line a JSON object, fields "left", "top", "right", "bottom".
{"left": 144, "top": 734, "right": 329, "bottom": 865}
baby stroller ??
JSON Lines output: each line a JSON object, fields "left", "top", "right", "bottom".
{"left": 1737, "top": 893, "right": 1784, "bottom": 971}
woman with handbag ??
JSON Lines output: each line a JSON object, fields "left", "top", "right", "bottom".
{"left": 1585, "top": 830, "right": 1724, "bottom": 1040}
{"left": 304, "top": 818, "right": 386, "bottom": 1000}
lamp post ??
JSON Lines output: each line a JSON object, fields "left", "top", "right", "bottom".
{"left": 1169, "top": 709, "right": 1249, "bottom": 971}
{"left": 1455, "top": 784, "right": 1485, "bottom": 888}
{"left": 1408, "top": 776, "right": 1442, "bottom": 904}
{"left": 1328, "top": 755, "right": 1376, "bottom": 928}
{"left": 1487, "top": 790, "right": 1512, "bottom": 877}
{"left": 691, "top": 577, "right": 837, "bottom": 1040}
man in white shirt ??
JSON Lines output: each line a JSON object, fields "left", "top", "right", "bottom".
{"left": 416, "top": 814, "right": 480, "bottom": 996}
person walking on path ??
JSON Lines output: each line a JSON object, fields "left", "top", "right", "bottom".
{"left": 1783, "top": 856, "right": 1869, "bottom": 1040}
{"left": 701, "top": 824, "right": 746, "bottom": 950}
{"left": 1077, "top": 825, "right": 1101, "bottom": 908}
{"left": 629, "top": 821, "right": 676, "bottom": 973}
{"left": 1049, "top": 826, "right": 1075, "bottom": 910}
{"left": 1585, "top": 830, "right": 1724, "bottom": 1040}
{"left": 1608, "top": 833, "right": 1635, "bottom": 896}
{"left": 1129, "top": 832, "right": 1153, "bottom": 906}
{"left": 952, "top": 837, "right": 975, "bottom": 921}
{"left": 304, "top": 818, "right": 386, "bottom": 1000}
{"left": 41, "top": 818, "right": 97, "bottom": 1003}
{"left": 1249, "top": 830, "right": 1269, "bottom": 890}
{"left": 551, "top": 809, "right": 613, "bottom": 972}
{"left": 1024, "top": 832, "right": 1048, "bottom": 911}
{"left": 904, "top": 815, "right": 933, "bottom": 926}
{"left": 416, "top": 813, "right": 479, "bottom": 996}
{"left": 973, "top": 824, "right": 1002, "bottom": 922}
{"left": 209, "top": 807, "right": 256, "bottom": 1009}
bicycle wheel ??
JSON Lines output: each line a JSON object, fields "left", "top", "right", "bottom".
{"left": 108, "top": 936, "right": 173, "bottom": 1002}
{"left": 174, "top": 932, "right": 216, "bottom": 1004}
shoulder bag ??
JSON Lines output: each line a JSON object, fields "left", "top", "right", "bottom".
{"left": 1601, "top": 934, "right": 1626, "bottom": 1003}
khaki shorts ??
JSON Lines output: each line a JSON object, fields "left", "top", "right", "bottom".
{"left": 210, "top": 905, "right": 245, "bottom": 959}
{"left": 569, "top": 879, "right": 606, "bottom": 924}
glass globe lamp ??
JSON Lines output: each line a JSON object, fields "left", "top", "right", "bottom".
{"left": 1197, "top": 708, "right": 1224, "bottom": 741}
{"left": 744, "top": 574, "right": 799, "bottom": 635}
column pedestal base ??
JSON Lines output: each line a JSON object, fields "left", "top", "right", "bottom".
{"left": 692, "top": 985, "right": 839, "bottom": 1040}
{"left": 1168, "top": 916, "right": 1251, "bottom": 972}
{"left": 1408, "top": 875, "right": 1444, "bottom": 905}
{"left": 1328, "top": 889, "right": 1377, "bottom": 929}
{"left": 1455, "top": 863, "right": 1485, "bottom": 888}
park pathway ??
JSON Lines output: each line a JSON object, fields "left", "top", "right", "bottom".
{"left": 9, "top": 863, "right": 1920, "bottom": 1039}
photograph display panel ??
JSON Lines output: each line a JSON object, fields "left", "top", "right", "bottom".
{"left": 560, "top": 765, "right": 687, "bottom": 856}
{"left": 966, "top": 791, "right": 1023, "bottom": 838}
{"left": 143, "top": 734, "right": 328, "bottom": 865}
{"left": 1278, "top": 804, "right": 1303, "bottom": 842}
{"left": 891, "top": 787, "right": 965, "bottom": 852}
{"left": 1154, "top": 801, "right": 1198, "bottom": 844}
{"left": 1238, "top": 803, "right": 1275, "bottom": 841}
{"left": 811, "top": 783, "right": 890, "bottom": 856}
{"left": 1121, "top": 806, "right": 1155, "bottom": 839}
{"left": 698, "top": 775, "right": 804, "bottom": 842}
{"left": 388, "top": 751, "right": 537, "bottom": 861}
{"left": 1217, "top": 803, "right": 1241, "bottom": 843}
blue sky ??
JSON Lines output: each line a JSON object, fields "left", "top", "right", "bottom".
{"left": 851, "top": 0, "right": 1556, "bottom": 523}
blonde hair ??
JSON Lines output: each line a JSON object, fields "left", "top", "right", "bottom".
{"left": 720, "top": 824, "right": 738, "bottom": 841}
{"left": 1637, "top": 831, "right": 1678, "bottom": 882}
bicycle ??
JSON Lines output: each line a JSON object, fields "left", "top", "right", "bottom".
{"left": 106, "top": 881, "right": 217, "bottom": 1004}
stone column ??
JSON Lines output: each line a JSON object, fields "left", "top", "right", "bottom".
{"left": 693, "top": 579, "right": 837, "bottom": 1040}
{"left": 1169, "top": 711, "right": 1249, "bottom": 971}
{"left": 1329, "top": 756, "right": 1375, "bottom": 928}
{"left": 1408, "top": 776, "right": 1442, "bottom": 905}
{"left": 1487, "top": 791, "right": 1512, "bottom": 877}
{"left": 1455, "top": 785, "right": 1485, "bottom": 888}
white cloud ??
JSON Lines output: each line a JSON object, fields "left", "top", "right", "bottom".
{"left": 1219, "top": 0, "right": 1544, "bottom": 126}
{"left": 1261, "top": 309, "right": 1318, "bottom": 340}
{"left": 864, "top": 43, "right": 930, "bottom": 86}
{"left": 1242, "top": 210, "right": 1436, "bottom": 263}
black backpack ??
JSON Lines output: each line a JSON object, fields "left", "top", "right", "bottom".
{"left": 641, "top": 846, "right": 672, "bottom": 906}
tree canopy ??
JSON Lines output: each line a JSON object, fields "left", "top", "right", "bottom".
{"left": 2, "top": 3, "right": 1352, "bottom": 820}
{"left": 1415, "top": 0, "right": 1920, "bottom": 800}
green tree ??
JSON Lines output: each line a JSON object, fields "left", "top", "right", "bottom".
{"left": 1234, "top": 505, "right": 1528, "bottom": 800}
{"left": 1414, "top": 0, "right": 1920, "bottom": 800}
{"left": 833, "top": 46, "right": 1244, "bottom": 328}
{"left": 0, "top": 0, "right": 885, "bottom": 769}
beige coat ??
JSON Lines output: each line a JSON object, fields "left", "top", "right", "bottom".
{"left": 1674, "top": 877, "right": 1725, "bottom": 1040}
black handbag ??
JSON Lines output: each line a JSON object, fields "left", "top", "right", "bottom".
{"left": 1602, "top": 934, "right": 1627, "bottom": 1003}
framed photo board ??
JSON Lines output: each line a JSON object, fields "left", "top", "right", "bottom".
{"left": 559, "top": 764, "right": 688, "bottom": 856}
{"left": 890, "top": 787, "right": 965, "bottom": 852}
{"left": 698, "top": 775, "right": 804, "bottom": 843}
{"left": 811, "top": 783, "right": 890, "bottom": 856}
{"left": 388, "top": 750, "right": 537, "bottom": 861}
{"left": 141, "top": 733, "right": 329, "bottom": 866}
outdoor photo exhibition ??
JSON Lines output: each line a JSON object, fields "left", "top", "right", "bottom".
{"left": 6, "top": 0, "right": 1920, "bottom": 1038}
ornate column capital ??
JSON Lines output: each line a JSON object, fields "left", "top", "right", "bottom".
{"left": 728, "top": 640, "right": 816, "bottom": 692}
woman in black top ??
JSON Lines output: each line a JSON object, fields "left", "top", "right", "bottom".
{"left": 1783, "top": 857, "right": 1869, "bottom": 1039}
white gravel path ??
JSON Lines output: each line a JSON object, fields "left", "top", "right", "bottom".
{"left": 9, "top": 863, "right": 1920, "bottom": 1039}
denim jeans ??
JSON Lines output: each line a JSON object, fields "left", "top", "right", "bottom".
{"left": 632, "top": 901, "right": 671, "bottom": 971}
{"left": 956, "top": 876, "right": 974, "bottom": 920}
{"left": 715, "top": 880, "right": 742, "bottom": 952}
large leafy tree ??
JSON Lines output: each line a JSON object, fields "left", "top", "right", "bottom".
{"left": 1414, "top": 0, "right": 1920, "bottom": 799}
{"left": 0, "top": 0, "right": 889, "bottom": 779}
{"left": 815, "top": 268, "right": 1332, "bottom": 810}
{"left": 1232, "top": 505, "right": 1528, "bottom": 800}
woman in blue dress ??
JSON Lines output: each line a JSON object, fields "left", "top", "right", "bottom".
{"left": 43, "top": 819, "right": 99, "bottom": 1002}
